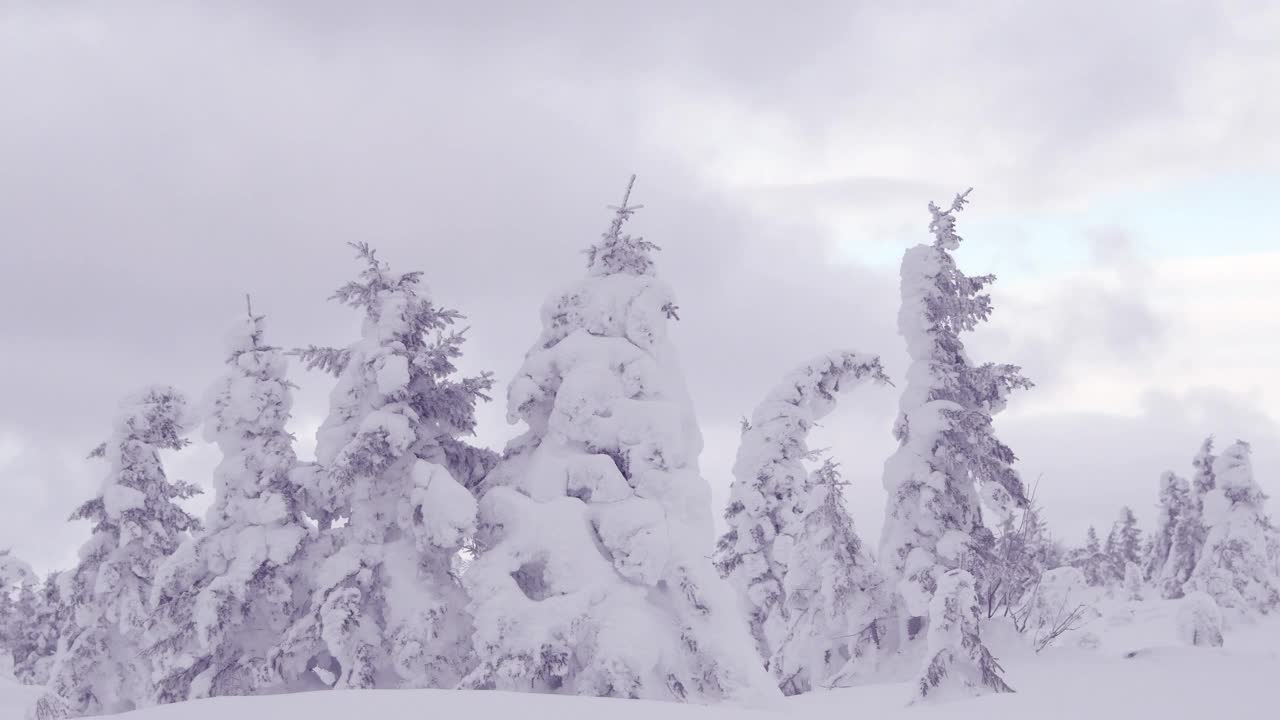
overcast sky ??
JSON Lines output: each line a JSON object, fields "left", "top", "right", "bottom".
{"left": 2, "top": 1, "right": 1278, "bottom": 573}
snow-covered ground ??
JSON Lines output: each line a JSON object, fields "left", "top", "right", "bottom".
{"left": 3, "top": 596, "right": 1273, "bottom": 720}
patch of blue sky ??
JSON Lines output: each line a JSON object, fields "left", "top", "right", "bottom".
{"left": 834, "top": 173, "right": 1278, "bottom": 279}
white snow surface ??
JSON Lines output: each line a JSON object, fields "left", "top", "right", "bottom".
{"left": 24, "top": 604, "right": 1280, "bottom": 719}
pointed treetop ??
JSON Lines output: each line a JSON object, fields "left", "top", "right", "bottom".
{"left": 928, "top": 187, "right": 973, "bottom": 251}
{"left": 586, "top": 174, "right": 662, "bottom": 277}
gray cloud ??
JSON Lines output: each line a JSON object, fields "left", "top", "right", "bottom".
{"left": 1, "top": 1, "right": 1278, "bottom": 571}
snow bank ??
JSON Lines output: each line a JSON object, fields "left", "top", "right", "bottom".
{"left": 29, "top": 616, "right": 1278, "bottom": 720}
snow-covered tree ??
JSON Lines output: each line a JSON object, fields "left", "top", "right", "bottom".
{"left": 273, "top": 244, "right": 492, "bottom": 690}
{"left": 1146, "top": 472, "right": 1190, "bottom": 581}
{"left": 0, "top": 548, "right": 36, "bottom": 661}
{"left": 879, "top": 189, "right": 1032, "bottom": 638}
{"left": 1103, "top": 507, "right": 1142, "bottom": 585}
{"left": 37, "top": 387, "right": 200, "bottom": 717}
{"left": 1187, "top": 441, "right": 1279, "bottom": 616}
{"left": 13, "top": 572, "right": 66, "bottom": 686}
{"left": 0, "top": 551, "right": 38, "bottom": 676}
{"left": 1017, "top": 566, "right": 1094, "bottom": 652}
{"left": 913, "top": 569, "right": 1012, "bottom": 703}
{"left": 1192, "top": 436, "right": 1218, "bottom": 498}
{"left": 463, "top": 177, "right": 777, "bottom": 704}
{"left": 0, "top": 554, "right": 64, "bottom": 686}
{"left": 714, "top": 350, "right": 889, "bottom": 668}
{"left": 982, "top": 496, "right": 1061, "bottom": 620}
{"left": 146, "top": 310, "right": 314, "bottom": 703}
{"left": 1176, "top": 591, "right": 1224, "bottom": 647}
{"left": 769, "top": 458, "right": 891, "bottom": 695}
{"left": 1069, "top": 526, "right": 1107, "bottom": 586}
{"left": 1123, "top": 562, "right": 1144, "bottom": 601}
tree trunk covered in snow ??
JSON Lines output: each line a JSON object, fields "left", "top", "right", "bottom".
{"left": 713, "top": 350, "right": 890, "bottom": 690}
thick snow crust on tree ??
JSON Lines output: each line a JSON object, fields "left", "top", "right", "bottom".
{"left": 912, "top": 569, "right": 1012, "bottom": 703}
{"left": 4, "top": 569, "right": 65, "bottom": 686}
{"left": 274, "top": 244, "right": 492, "bottom": 692}
{"left": 0, "top": 551, "right": 38, "bottom": 661}
{"left": 146, "top": 314, "right": 313, "bottom": 704}
{"left": 464, "top": 180, "right": 777, "bottom": 705}
{"left": 1149, "top": 472, "right": 1200, "bottom": 598}
{"left": 769, "top": 459, "right": 891, "bottom": 695}
{"left": 39, "top": 388, "right": 200, "bottom": 718}
{"left": 1187, "top": 441, "right": 1279, "bottom": 617}
{"left": 879, "top": 191, "right": 1031, "bottom": 625}
{"left": 1176, "top": 591, "right": 1224, "bottom": 647}
{"left": 714, "top": 351, "right": 889, "bottom": 671}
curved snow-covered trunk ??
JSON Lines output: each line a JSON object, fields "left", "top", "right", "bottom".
{"left": 714, "top": 351, "right": 888, "bottom": 670}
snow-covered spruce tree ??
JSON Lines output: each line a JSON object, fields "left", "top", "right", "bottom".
{"left": 1103, "top": 507, "right": 1142, "bottom": 586}
{"left": 463, "top": 177, "right": 777, "bottom": 704}
{"left": 36, "top": 388, "right": 200, "bottom": 717}
{"left": 1159, "top": 476, "right": 1203, "bottom": 599}
{"left": 879, "top": 189, "right": 1032, "bottom": 648}
{"left": 770, "top": 458, "right": 891, "bottom": 695}
{"left": 1187, "top": 441, "right": 1280, "bottom": 616}
{"left": 146, "top": 310, "right": 314, "bottom": 703}
{"left": 913, "top": 569, "right": 1012, "bottom": 703}
{"left": 714, "top": 350, "right": 889, "bottom": 669}
{"left": 272, "top": 243, "right": 492, "bottom": 690}
{"left": 1069, "top": 526, "right": 1108, "bottom": 586}
{"left": 1192, "top": 436, "right": 1218, "bottom": 498}
{"left": 0, "top": 551, "right": 38, "bottom": 678}
{"left": 14, "top": 572, "right": 67, "bottom": 686}
{"left": 1146, "top": 472, "right": 1190, "bottom": 582}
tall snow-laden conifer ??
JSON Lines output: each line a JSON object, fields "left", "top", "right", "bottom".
{"left": 879, "top": 189, "right": 1031, "bottom": 647}
{"left": 464, "top": 177, "right": 777, "bottom": 704}
{"left": 1104, "top": 507, "right": 1142, "bottom": 585}
{"left": 37, "top": 388, "right": 200, "bottom": 718}
{"left": 714, "top": 351, "right": 889, "bottom": 669}
{"left": 770, "top": 458, "right": 891, "bottom": 695}
{"left": 1147, "top": 472, "right": 1190, "bottom": 582}
{"left": 146, "top": 309, "right": 313, "bottom": 703}
{"left": 273, "top": 244, "right": 493, "bottom": 690}
{"left": 1187, "top": 441, "right": 1279, "bottom": 616}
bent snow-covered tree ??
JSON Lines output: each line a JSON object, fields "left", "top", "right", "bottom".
{"left": 464, "top": 177, "right": 777, "bottom": 704}
{"left": 713, "top": 350, "right": 889, "bottom": 676}
{"left": 274, "top": 243, "right": 493, "bottom": 690}
{"left": 37, "top": 388, "right": 200, "bottom": 718}
{"left": 879, "top": 189, "right": 1032, "bottom": 657}
{"left": 147, "top": 310, "right": 314, "bottom": 703}
{"left": 1187, "top": 441, "right": 1279, "bottom": 617}
{"left": 770, "top": 458, "right": 891, "bottom": 695}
